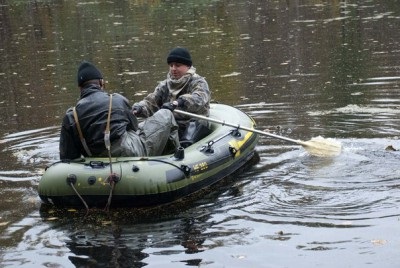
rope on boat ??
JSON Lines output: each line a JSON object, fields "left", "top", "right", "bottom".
{"left": 104, "top": 179, "right": 115, "bottom": 212}
{"left": 66, "top": 127, "right": 242, "bottom": 212}
{"left": 104, "top": 174, "right": 120, "bottom": 211}
{"left": 104, "top": 94, "right": 116, "bottom": 212}
{"left": 68, "top": 179, "right": 90, "bottom": 213}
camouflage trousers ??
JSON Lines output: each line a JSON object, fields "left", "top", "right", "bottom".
{"left": 110, "top": 109, "right": 180, "bottom": 157}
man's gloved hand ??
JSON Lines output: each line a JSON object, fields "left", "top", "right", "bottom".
{"left": 175, "top": 98, "right": 185, "bottom": 108}
{"left": 161, "top": 102, "right": 176, "bottom": 111}
{"left": 132, "top": 105, "right": 142, "bottom": 115}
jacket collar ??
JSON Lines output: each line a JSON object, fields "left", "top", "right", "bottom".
{"left": 80, "top": 84, "right": 103, "bottom": 98}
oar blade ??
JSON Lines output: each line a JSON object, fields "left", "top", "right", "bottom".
{"left": 300, "top": 136, "right": 342, "bottom": 157}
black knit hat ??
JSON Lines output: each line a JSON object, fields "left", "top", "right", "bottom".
{"left": 77, "top": 61, "right": 103, "bottom": 86}
{"left": 167, "top": 47, "right": 192, "bottom": 66}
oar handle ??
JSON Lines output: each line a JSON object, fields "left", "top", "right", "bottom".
{"left": 174, "top": 109, "right": 304, "bottom": 146}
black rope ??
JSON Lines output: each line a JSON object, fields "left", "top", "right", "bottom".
{"left": 119, "top": 158, "right": 190, "bottom": 176}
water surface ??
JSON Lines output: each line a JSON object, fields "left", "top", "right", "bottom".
{"left": 1, "top": 1, "right": 400, "bottom": 267}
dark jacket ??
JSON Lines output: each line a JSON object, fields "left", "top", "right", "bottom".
{"left": 59, "top": 84, "right": 139, "bottom": 160}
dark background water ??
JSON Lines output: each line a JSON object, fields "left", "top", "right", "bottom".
{"left": 1, "top": 0, "right": 400, "bottom": 267}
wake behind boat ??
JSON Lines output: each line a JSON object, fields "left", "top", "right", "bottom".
{"left": 38, "top": 104, "right": 259, "bottom": 208}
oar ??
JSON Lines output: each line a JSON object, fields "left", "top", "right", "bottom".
{"left": 174, "top": 109, "right": 342, "bottom": 157}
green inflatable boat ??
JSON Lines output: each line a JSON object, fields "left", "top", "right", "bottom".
{"left": 38, "top": 104, "right": 259, "bottom": 208}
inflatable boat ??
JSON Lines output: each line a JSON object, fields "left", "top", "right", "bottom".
{"left": 38, "top": 104, "right": 259, "bottom": 208}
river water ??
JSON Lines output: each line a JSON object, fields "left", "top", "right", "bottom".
{"left": 1, "top": 0, "right": 400, "bottom": 267}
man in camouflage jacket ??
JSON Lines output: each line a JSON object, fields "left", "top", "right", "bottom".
{"left": 132, "top": 47, "right": 211, "bottom": 137}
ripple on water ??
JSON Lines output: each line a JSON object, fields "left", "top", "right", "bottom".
{"left": 210, "top": 138, "right": 400, "bottom": 232}
{"left": 0, "top": 126, "right": 59, "bottom": 182}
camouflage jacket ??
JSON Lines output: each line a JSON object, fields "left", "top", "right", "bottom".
{"left": 132, "top": 67, "right": 211, "bottom": 127}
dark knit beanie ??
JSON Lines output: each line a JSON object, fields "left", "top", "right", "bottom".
{"left": 77, "top": 61, "right": 103, "bottom": 86}
{"left": 167, "top": 47, "right": 192, "bottom": 66}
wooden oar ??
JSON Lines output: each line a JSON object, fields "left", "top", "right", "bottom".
{"left": 174, "top": 109, "right": 342, "bottom": 157}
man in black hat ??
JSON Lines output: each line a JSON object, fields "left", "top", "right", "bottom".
{"left": 59, "top": 61, "right": 180, "bottom": 160}
{"left": 132, "top": 47, "right": 211, "bottom": 142}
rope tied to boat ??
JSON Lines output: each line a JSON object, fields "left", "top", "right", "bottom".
{"left": 66, "top": 174, "right": 90, "bottom": 214}
{"left": 104, "top": 94, "right": 119, "bottom": 212}
{"left": 104, "top": 173, "right": 120, "bottom": 211}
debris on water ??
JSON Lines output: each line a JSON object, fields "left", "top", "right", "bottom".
{"left": 371, "top": 239, "right": 387, "bottom": 246}
{"left": 231, "top": 255, "right": 247, "bottom": 259}
{"left": 0, "top": 221, "right": 9, "bottom": 226}
{"left": 385, "top": 145, "right": 397, "bottom": 151}
{"left": 45, "top": 217, "right": 59, "bottom": 221}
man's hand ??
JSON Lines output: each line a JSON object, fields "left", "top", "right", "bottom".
{"left": 175, "top": 98, "right": 185, "bottom": 108}
{"left": 132, "top": 105, "right": 142, "bottom": 115}
{"left": 161, "top": 102, "right": 176, "bottom": 111}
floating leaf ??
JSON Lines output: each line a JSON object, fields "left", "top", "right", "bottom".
{"left": 371, "top": 239, "right": 387, "bottom": 246}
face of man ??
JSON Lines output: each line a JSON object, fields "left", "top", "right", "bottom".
{"left": 169, "top": 62, "right": 190, "bottom": 79}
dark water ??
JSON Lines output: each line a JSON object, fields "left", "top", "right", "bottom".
{"left": 1, "top": 0, "right": 400, "bottom": 267}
